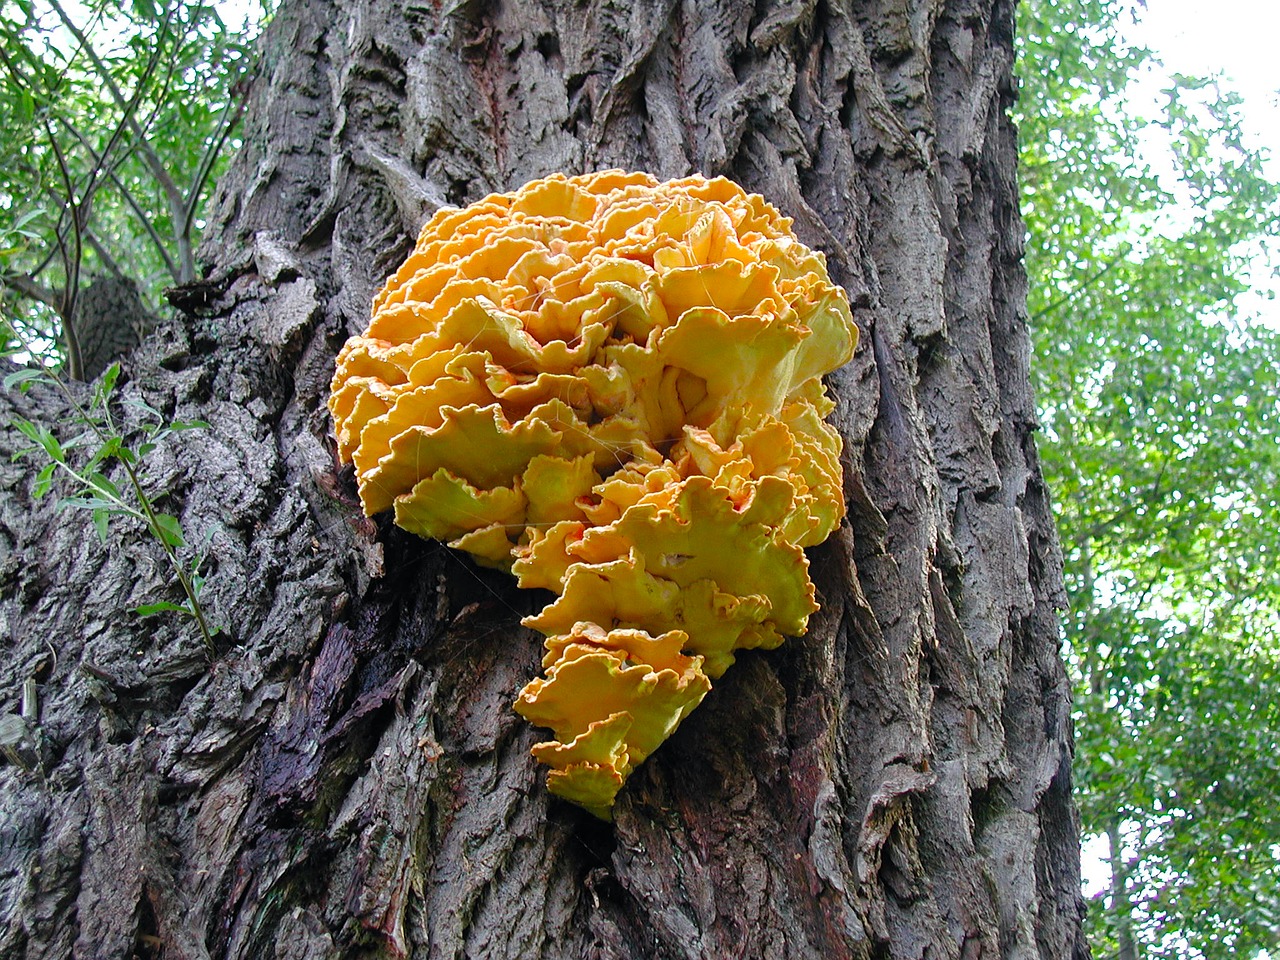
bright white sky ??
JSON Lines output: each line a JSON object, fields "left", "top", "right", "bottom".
{"left": 1127, "top": 0, "right": 1280, "bottom": 330}
{"left": 1130, "top": 0, "right": 1280, "bottom": 161}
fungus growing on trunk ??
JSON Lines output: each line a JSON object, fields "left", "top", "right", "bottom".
{"left": 329, "top": 171, "right": 856, "bottom": 819}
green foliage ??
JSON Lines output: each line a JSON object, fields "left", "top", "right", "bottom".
{"left": 1018, "top": 1, "right": 1280, "bottom": 957}
{"left": 5, "top": 346, "right": 218, "bottom": 651}
{"left": 0, "top": 0, "right": 263, "bottom": 375}
{"left": 0, "top": 0, "right": 256, "bottom": 650}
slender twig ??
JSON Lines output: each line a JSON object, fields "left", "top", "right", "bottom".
{"left": 5, "top": 2, "right": 227, "bottom": 289}
{"left": 57, "top": 116, "right": 181, "bottom": 281}
{"left": 49, "top": 0, "right": 214, "bottom": 282}
{"left": 61, "top": 10, "right": 174, "bottom": 239}
{"left": 3, "top": 275, "right": 61, "bottom": 310}
{"left": 0, "top": 32, "right": 115, "bottom": 297}
{"left": 142, "top": 2, "right": 211, "bottom": 281}
{"left": 1032, "top": 245, "right": 1133, "bottom": 322}
{"left": 181, "top": 90, "right": 249, "bottom": 243}
{"left": 3, "top": 4, "right": 179, "bottom": 343}
{"left": 82, "top": 233, "right": 127, "bottom": 282}
{"left": 40, "top": 118, "right": 84, "bottom": 380}
{"left": 182, "top": 4, "right": 251, "bottom": 234}
{"left": 23, "top": 2, "right": 174, "bottom": 289}
{"left": 47, "top": 0, "right": 183, "bottom": 216}
{"left": 98, "top": 404, "right": 217, "bottom": 651}
{"left": 0, "top": 44, "right": 60, "bottom": 286}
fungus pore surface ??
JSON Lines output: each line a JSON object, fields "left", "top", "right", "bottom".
{"left": 329, "top": 171, "right": 856, "bottom": 820}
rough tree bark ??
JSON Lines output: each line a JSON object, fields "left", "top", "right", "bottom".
{"left": 0, "top": 0, "right": 1087, "bottom": 957}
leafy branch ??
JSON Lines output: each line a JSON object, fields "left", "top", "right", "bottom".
{"left": 0, "top": 0, "right": 263, "bottom": 372}
{"left": 4, "top": 339, "right": 218, "bottom": 654}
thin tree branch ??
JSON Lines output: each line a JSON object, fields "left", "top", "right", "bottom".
{"left": 1032, "top": 244, "right": 1133, "bottom": 323}
{"left": 2, "top": 274, "right": 61, "bottom": 310}
{"left": 57, "top": 116, "right": 181, "bottom": 282}
{"left": 82, "top": 232, "right": 127, "bottom": 282}
{"left": 50, "top": 0, "right": 215, "bottom": 282}
{"left": 150, "top": 1, "right": 219, "bottom": 281}
{"left": 41, "top": 119, "right": 84, "bottom": 381}
{"left": 181, "top": 87, "right": 249, "bottom": 242}
{"left": 46, "top": 0, "right": 184, "bottom": 217}
{"left": 6, "top": 6, "right": 176, "bottom": 291}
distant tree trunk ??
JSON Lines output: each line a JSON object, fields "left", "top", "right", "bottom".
{"left": 0, "top": 0, "right": 1088, "bottom": 957}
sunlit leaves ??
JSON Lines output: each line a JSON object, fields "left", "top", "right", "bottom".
{"left": 0, "top": 0, "right": 265, "bottom": 361}
{"left": 1018, "top": 1, "right": 1280, "bottom": 957}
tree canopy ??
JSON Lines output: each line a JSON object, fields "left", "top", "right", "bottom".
{"left": 0, "top": 0, "right": 257, "bottom": 375}
{"left": 1018, "top": 1, "right": 1280, "bottom": 957}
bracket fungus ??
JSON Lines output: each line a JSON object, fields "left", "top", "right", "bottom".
{"left": 329, "top": 171, "right": 856, "bottom": 820}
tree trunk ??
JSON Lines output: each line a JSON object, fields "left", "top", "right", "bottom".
{"left": 0, "top": 0, "right": 1088, "bottom": 957}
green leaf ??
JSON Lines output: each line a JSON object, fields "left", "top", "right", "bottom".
{"left": 16, "top": 422, "right": 65, "bottom": 463}
{"left": 135, "top": 601, "right": 187, "bottom": 617}
{"left": 62, "top": 430, "right": 95, "bottom": 451}
{"left": 31, "top": 462, "right": 55, "bottom": 499}
{"left": 10, "top": 208, "right": 43, "bottom": 234}
{"left": 85, "top": 472, "right": 121, "bottom": 501}
{"left": 92, "top": 508, "right": 109, "bottom": 543}
{"left": 3, "top": 368, "right": 45, "bottom": 392}
{"left": 11, "top": 418, "right": 40, "bottom": 449}
{"left": 151, "top": 513, "right": 186, "bottom": 549}
{"left": 82, "top": 437, "right": 122, "bottom": 474}
{"left": 98, "top": 363, "right": 121, "bottom": 403}
{"left": 59, "top": 498, "right": 118, "bottom": 515}
{"left": 122, "top": 398, "right": 164, "bottom": 422}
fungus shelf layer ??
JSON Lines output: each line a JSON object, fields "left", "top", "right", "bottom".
{"left": 330, "top": 171, "right": 856, "bottom": 819}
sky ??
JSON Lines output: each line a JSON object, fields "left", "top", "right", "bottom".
{"left": 1127, "top": 0, "right": 1280, "bottom": 329}
{"left": 1130, "top": 0, "right": 1280, "bottom": 161}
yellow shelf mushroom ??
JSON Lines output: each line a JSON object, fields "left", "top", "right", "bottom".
{"left": 329, "top": 171, "right": 856, "bottom": 819}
